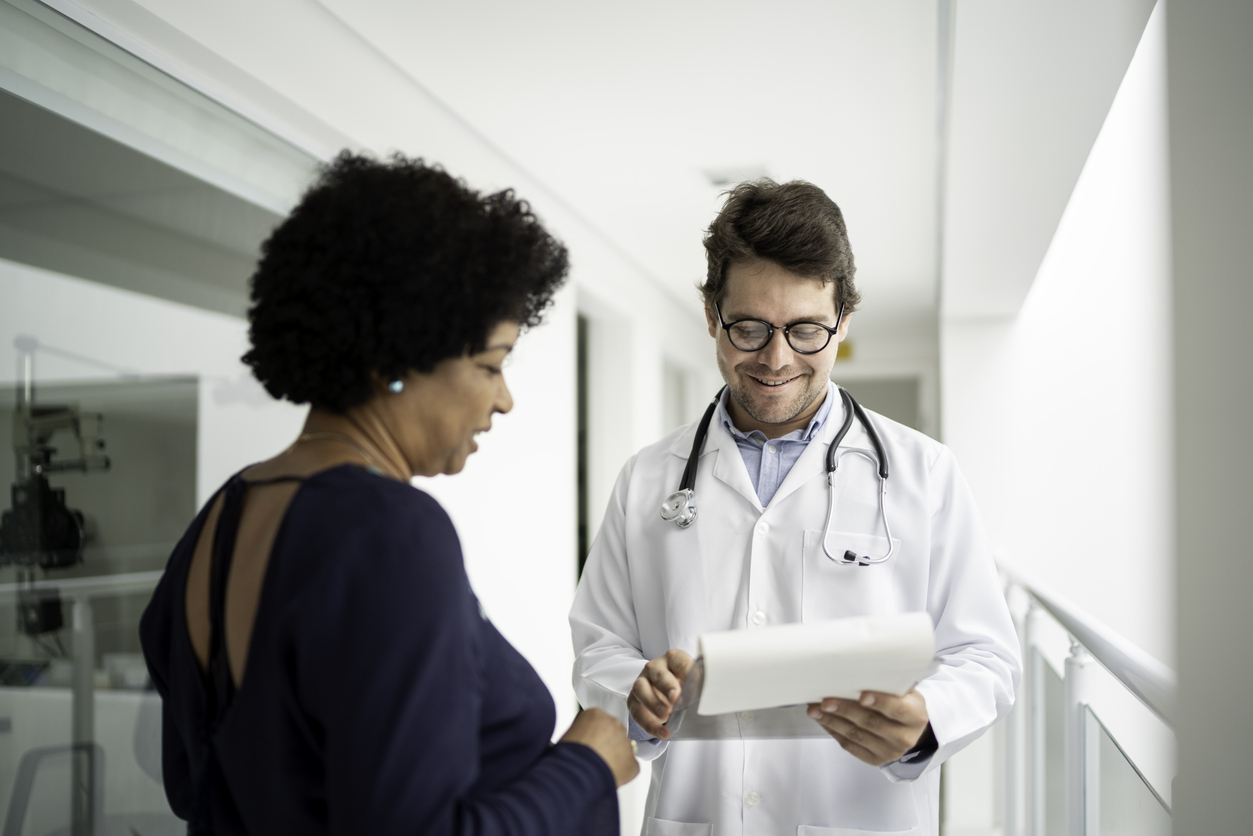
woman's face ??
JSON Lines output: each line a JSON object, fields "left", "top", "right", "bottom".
{"left": 383, "top": 320, "right": 520, "bottom": 477}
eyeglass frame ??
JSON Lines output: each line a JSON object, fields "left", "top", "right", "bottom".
{"left": 714, "top": 301, "right": 847, "bottom": 355}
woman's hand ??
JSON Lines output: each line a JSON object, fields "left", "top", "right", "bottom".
{"left": 560, "top": 707, "right": 640, "bottom": 787}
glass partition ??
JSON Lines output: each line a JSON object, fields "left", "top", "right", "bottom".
{"left": 1092, "top": 707, "right": 1171, "bottom": 836}
{"left": 1043, "top": 661, "right": 1065, "bottom": 836}
{"left": 0, "top": 376, "right": 194, "bottom": 833}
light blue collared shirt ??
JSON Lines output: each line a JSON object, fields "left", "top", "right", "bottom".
{"left": 716, "top": 381, "right": 837, "bottom": 506}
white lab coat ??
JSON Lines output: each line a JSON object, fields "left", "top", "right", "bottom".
{"left": 570, "top": 385, "right": 1021, "bottom": 836}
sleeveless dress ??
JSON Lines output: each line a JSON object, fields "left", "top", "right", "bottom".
{"left": 140, "top": 465, "right": 617, "bottom": 835}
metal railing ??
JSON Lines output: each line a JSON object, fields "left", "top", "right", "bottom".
{"left": 1001, "top": 567, "right": 1176, "bottom": 836}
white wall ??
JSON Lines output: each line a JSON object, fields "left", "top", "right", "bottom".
{"left": 942, "top": 0, "right": 1173, "bottom": 668}
{"left": 940, "top": 5, "right": 1173, "bottom": 832}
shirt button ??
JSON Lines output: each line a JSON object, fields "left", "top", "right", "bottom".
{"left": 767, "top": 445, "right": 777, "bottom": 455}
{"left": 755, "top": 521, "right": 769, "bottom": 536}
{"left": 751, "top": 610, "right": 766, "bottom": 625}
{"left": 739, "top": 711, "right": 755, "bottom": 722}
{"left": 745, "top": 790, "right": 761, "bottom": 807}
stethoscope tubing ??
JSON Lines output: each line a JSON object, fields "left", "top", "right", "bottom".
{"left": 661, "top": 386, "right": 894, "bottom": 566}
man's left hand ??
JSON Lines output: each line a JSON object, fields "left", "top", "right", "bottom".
{"left": 807, "top": 689, "right": 930, "bottom": 767}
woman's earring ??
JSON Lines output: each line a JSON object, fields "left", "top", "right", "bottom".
{"left": 388, "top": 380, "right": 404, "bottom": 394}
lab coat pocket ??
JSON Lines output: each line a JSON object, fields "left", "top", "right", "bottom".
{"left": 801, "top": 529, "right": 902, "bottom": 622}
{"left": 645, "top": 818, "right": 712, "bottom": 836}
{"left": 797, "top": 827, "right": 920, "bottom": 836}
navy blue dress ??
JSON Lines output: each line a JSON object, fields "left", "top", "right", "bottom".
{"left": 140, "top": 465, "right": 617, "bottom": 835}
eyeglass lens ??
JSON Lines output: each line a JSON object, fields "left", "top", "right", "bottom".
{"left": 727, "top": 321, "right": 832, "bottom": 353}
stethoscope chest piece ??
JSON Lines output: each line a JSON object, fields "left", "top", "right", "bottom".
{"left": 661, "top": 489, "right": 697, "bottom": 528}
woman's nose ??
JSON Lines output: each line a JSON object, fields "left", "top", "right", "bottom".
{"left": 497, "top": 377, "right": 514, "bottom": 415}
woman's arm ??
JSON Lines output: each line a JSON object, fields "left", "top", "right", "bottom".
{"left": 298, "top": 490, "right": 617, "bottom": 835}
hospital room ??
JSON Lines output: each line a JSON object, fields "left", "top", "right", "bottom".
{"left": 0, "top": 1, "right": 1247, "bottom": 834}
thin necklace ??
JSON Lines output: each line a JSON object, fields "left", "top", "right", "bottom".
{"left": 288, "top": 431, "right": 391, "bottom": 476}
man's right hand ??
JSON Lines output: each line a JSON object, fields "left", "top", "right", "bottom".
{"left": 627, "top": 649, "right": 695, "bottom": 740}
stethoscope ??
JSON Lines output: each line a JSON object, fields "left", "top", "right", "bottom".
{"left": 659, "top": 387, "right": 895, "bottom": 566}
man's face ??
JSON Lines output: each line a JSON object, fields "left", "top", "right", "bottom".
{"left": 705, "top": 259, "right": 849, "bottom": 435}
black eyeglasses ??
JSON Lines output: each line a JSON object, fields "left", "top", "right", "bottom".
{"left": 715, "top": 302, "right": 845, "bottom": 355}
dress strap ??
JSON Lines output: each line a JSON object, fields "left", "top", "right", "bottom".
{"left": 206, "top": 477, "right": 248, "bottom": 723}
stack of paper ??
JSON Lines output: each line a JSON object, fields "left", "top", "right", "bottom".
{"left": 666, "top": 612, "right": 935, "bottom": 740}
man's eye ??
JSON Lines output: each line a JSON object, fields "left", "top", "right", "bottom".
{"left": 732, "top": 324, "right": 767, "bottom": 338}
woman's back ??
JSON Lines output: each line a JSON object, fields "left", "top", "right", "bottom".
{"left": 141, "top": 465, "right": 615, "bottom": 835}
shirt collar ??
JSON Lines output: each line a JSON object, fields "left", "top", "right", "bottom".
{"left": 716, "top": 380, "right": 837, "bottom": 443}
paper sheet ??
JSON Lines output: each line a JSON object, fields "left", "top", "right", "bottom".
{"left": 693, "top": 612, "right": 935, "bottom": 717}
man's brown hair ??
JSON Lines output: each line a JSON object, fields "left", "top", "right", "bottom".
{"left": 700, "top": 178, "right": 861, "bottom": 315}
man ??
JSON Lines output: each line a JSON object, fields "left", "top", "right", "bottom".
{"left": 571, "top": 179, "right": 1020, "bottom": 836}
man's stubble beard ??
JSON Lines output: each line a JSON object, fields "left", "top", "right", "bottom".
{"left": 718, "top": 353, "right": 826, "bottom": 428}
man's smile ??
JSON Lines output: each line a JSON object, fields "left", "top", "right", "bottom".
{"left": 747, "top": 372, "right": 804, "bottom": 388}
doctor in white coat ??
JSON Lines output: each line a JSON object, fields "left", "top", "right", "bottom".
{"left": 570, "top": 179, "right": 1021, "bottom": 836}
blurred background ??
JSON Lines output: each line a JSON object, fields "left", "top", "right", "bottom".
{"left": 0, "top": 0, "right": 1248, "bottom": 833}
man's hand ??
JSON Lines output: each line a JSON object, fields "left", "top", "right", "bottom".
{"left": 627, "top": 649, "right": 695, "bottom": 740}
{"left": 807, "top": 689, "right": 930, "bottom": 767}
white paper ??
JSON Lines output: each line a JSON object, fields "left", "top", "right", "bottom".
{"left": 694, "top": 612, "right": 935, "bottom": 716}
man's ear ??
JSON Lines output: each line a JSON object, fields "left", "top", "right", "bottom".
{"left": 836, "top": 311, "right": 853, "bottom": 341}
{"left": 705, "top": 304, "right": 719, "bottom": 339}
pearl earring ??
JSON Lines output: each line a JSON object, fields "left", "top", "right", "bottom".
{"left": 388, "top": 380, "right": 404, "bottom": 394}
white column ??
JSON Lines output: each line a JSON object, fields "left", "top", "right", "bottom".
{"left": 1169, "top": 1, "right": 1253, "bottom": 832}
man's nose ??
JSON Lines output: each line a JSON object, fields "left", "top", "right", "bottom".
{"left": 755, "top": 328, "right": 793, "bottom": 369}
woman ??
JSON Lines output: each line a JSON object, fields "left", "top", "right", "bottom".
{"left": 141, "top": 153, "right": 637, "bottom": 835}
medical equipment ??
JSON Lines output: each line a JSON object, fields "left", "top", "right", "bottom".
{"left": 660, "top": 387, "right": 893, "bottom": 565}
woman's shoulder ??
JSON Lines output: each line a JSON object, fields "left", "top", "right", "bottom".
{"left": 283, "top": 465, "right": 466, "bottom": 588}
{"left": 296, "top": 465, "right": 451, "bottom": 528}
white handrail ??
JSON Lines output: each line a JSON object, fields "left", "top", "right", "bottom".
{"left": 1024, "top": 584, "right": 1176, "bottom": 726}
{"left": 1001, "top": 568, "right": 1176, "bottom": 836}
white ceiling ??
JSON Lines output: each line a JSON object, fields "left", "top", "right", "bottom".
{"left": 320, "top": 0, "right": 942, "bottom": 335}
{"left": 23, "top": 0, "right": 1156, "bottom": 350}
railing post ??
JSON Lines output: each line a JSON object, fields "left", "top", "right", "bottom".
{"left": 1025, "top": 604, "right": 1045, "bottom": 836}
{"left": 1002, "top": 590, "right": 1027, "bottom": 836}
{"left": 71, "top": 595, "right": 95, "bottom": 836}
{"left": 1064, "top": 638, "right": 1098, "bottom": 836}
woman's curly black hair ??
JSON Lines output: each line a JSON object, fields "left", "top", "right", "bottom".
{"left": 243, "top": 152, "right": 569, "bottom": 412}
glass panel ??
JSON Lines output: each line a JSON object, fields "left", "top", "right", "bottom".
{"left": 0, "top": 377, "right": 194, "bottom": 833}
{"left": 1091, "top": 707, "right": 1171, "bottom": 836}
{"left": 1043, "top": 661, "right": 1065, "bottom": 836}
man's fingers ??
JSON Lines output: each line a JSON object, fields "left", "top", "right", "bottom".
{"left": 628, "top": 689, "right": 673, "bottom": 739}
{"left": 665, "top": 648, "right": 696, "bottom": 680}
{"left": 820, "top": 725, "right": 887, "bottom": 766}
{"left": 829, "top": 690, "right": 927, "bottom": 726}
{"left": 808, "top": 707, "right": 895, "bottom": 759}
{"left": 646, "top": 661, "right": 684, "bottom": 703}
{"left": 630, "top": 678, "right": 674, "bottom": 720}
{"left": 808, "top": 703, "right": 915, "bottom": 756}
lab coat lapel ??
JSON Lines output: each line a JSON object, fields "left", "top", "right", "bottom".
{"left": 707, "top": 421, "right": 764, "bottom": 513}
{"left": 768, "top": 384, "right": 846, "bottom": 509}
{"left": 663, "top": 414, "right": 763, "bottom": 512}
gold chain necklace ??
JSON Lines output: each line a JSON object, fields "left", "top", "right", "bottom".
{"left": 287, "top": 431, "right": 390, "bottom": 476}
